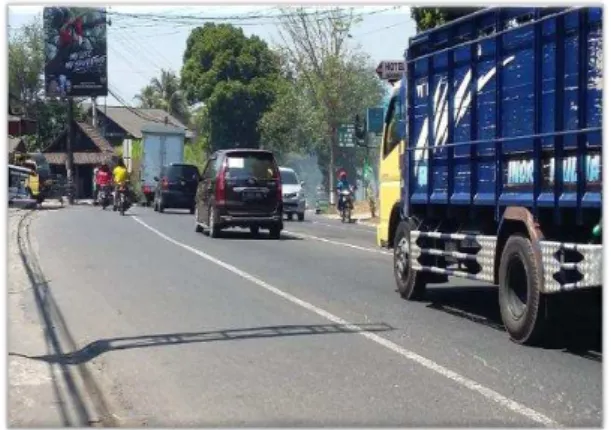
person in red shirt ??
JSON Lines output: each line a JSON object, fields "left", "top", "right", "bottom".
{"left": 95, "top": 164, "right": 112, "bottom": 201}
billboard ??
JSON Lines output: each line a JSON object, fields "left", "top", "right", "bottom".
{"left": 43, "top": 7, "right": 108, "bottom": 97}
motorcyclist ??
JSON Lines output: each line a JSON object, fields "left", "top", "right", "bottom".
{"left": 336, "top": 171, "right": 354, "bottom": 213}
{"left": 95, "top": 163, "right": 112, "bottom": 203}
{"left": 112, "top": 159, "right": 130, "bottom": 208}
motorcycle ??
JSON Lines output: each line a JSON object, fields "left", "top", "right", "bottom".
{"left": 113, "top": 183, "right": 132, "bottom": 216}
{"left": 338, "top": 186, "right": 356, "bottom": 224}
{"left": 98, "top": 184, "right": 112, "bottom": 209}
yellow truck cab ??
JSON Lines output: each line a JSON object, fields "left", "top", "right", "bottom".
{"left": 376, "top": 80, "right": 405, "bottom": 248}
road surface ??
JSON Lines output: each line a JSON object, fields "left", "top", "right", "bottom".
{"left": 9, "top": 205, "right": 602, "bottom": 427}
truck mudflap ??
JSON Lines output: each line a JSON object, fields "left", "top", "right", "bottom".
{"left": 405, "top": 231, "right": 602, "bottom": 293}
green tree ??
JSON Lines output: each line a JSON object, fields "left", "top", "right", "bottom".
{"left": 9, "top": 17, "right": 45, "bottom": 118}
{"left": 274, "top": 7, "right": 385, "bottom": 199}
{"left": 135, "top": 69, "right": 190, "bottom": 125}
{"left": 180, "top": 23, "right": 282, "bottom": 151}
{"left": 410, "top": 7, "right": 481, "bottom": 33}
{"left": 8, "top": 16, "right": 85, "bottom": 150}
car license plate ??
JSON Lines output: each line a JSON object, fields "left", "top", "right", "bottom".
{"left": 243, "top": 191, "right": 262, "bottom": 200}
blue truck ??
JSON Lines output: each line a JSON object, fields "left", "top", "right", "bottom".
{"left": 387, "top": 7, "right": 602, "bottom": 345}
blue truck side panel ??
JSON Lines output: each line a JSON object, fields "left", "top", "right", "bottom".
{"left": 402, "top": 7, "right": 603, "bottom": 222}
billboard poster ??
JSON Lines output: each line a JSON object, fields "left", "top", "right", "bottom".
{"left": 43, "top": 7, "right": 108, "bottom": 97}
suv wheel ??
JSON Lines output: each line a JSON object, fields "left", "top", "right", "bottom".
{"left": 208, "top": 206, "right": 221, "bottom": 238}
{"left": 269, "top": 223, "right": 282, "bottom": 240}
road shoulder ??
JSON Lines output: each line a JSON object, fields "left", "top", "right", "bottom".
{"left": 7, "top": 207, "right": 122, "bottom": 427}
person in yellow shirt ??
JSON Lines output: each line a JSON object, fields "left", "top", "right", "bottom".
{"left": 112, "top": 159, "right": 130, "bottom": 210}
{"left": 113, "top": 159, "right": 129, "bottom": 185}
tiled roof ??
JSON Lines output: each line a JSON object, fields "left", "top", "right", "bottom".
{"left": 76, "top": 121, "right": 115, "bottom": 153}
{"left": 42, "top": 120, "right": 116, "bottom": 165}
{"left": 86, "top": 105, "right": 193, "bottom": 139}
{"left": 8, "top": 136, "right": 25, "bottom": 153}
{"left": 43, "top": 152, "right": 115, "bottom": 165}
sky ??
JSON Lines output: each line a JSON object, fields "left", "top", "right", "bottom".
{"left": 8, "top": 5, "right": 416, "bottom": 109}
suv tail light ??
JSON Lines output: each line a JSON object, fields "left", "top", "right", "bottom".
{"left": 161, "top": 177, "right": 169, "bottom": 190}
{"left": 215, "top": 161, "right": 228, "bottom": 204}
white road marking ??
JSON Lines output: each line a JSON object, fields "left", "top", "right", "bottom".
{"left": 132, "top": 216, "right": 558, "bottom": 428}
{"left": 284, "top": 230, "right": 393, "bottom": 256}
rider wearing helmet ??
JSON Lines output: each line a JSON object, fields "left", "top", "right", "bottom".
{"left": 336, "top": 171, "right": 352, "bottom": 213}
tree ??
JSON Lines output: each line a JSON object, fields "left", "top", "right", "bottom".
{"left": 410, "top": 7, "right": 481, "bottom": 33}
{"left": 135, "top": 69, "right": 190, "bottom": 125}
{"left": 180, "top": 23, "right": 282, "bottom": 151}
{"left": 8, "top": 16, "right": 84, "bottom": 150}
{"left": 9, "top": 17, "right": 45, "bottom": 118}
{"left": 274, "top": 7, "right": 385, "bottom": 200}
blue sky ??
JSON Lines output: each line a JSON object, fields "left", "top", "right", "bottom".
{"left": 8, "top": 5, "right": 415, "bottom": 108}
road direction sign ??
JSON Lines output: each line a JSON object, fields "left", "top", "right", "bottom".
{"left": 338, "top": 124, "right": 355, "bottom": 148}
{"left": 375, "top": 60, "right": 406, "bottom": 81}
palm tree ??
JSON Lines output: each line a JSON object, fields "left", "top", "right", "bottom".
{"left": 134, "top": 85, "right": 159, "bottom": 108}
{"left": 135, "top": 69, "right": 190, "bottom": 125}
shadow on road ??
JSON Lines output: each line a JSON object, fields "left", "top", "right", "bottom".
{"left": 214, "top": 230, "right": 302, "bottom": 241}
{"left": 14, "top": 211, "right": 119, "bottom": 427}
{"left": 423, "top": 286, "right": 602, "bottom": 361}
{"left": 11, "top": 322, "right": 395, "bottom": 366}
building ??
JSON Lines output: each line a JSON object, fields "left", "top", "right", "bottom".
{"left": 83, "top": 104, "right": 193, "bottom": 147}
{"left": 8, "top": 115, "right": 37, "bottom": 137}
{"left": 42, "top": 120, "right": 118, "bottom": 199}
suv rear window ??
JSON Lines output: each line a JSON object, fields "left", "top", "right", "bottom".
{"left": 165, "top": 164, "right": 199, "bottom": 181}
{"left": 280, "top": 170, "right": 299, "bottom": 185}
{"left": 225, "top": 152, "right": 277, "bottom": 179}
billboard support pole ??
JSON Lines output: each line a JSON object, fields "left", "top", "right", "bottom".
{"left": 66, "top": 98, "right": 75, "bottom": 204}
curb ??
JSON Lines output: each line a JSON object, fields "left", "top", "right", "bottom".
{"left": 9, "top": 199, "right": 38, "bottom": 210}
{"left": 318, "top": 213, "right": 378, "bottom": 228}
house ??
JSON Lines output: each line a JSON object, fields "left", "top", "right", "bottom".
{"left": 8, "top": 136, "right": 27, "bottom": 164}
{"left": 42, "top": 120, "right": 118, "bottom": 199}
{"left": 8, "top": 115, "right": 37, "bottom": 137}
{"left": 83, "top": 104, "right": 193, "bottom": 147}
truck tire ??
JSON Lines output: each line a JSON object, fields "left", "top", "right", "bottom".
{"left": 498, "top": 234, "right": 547, "bottom": 345}
{"left": 393, "top": 220, "right": 426, "bottom": 300}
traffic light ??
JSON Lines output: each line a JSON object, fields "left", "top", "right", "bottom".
{"left": 354, "top": 114, "right": 366, "bottom": 140}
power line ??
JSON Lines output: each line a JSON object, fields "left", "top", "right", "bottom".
{"left": 107, "top": 6, "right": 399, "bottom": 28}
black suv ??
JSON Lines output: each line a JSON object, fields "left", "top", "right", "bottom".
{"left": 153, "top": 163, "right": 200, "bottom": 213}
{"left": 194, "top": 149, "right": 283, "bottom": 239}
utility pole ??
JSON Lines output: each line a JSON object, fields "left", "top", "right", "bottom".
{"left": 92, "top": 97, "right": 97, "bottom": 127}
{"left": 66, "top": 98, "right": 75, "bottom": 204}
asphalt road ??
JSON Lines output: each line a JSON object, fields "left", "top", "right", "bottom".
{"left": 17, "top": 205, "right": 602, "bottom": 427}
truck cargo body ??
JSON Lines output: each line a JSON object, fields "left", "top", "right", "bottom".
{"left": 392, "top": 7, "right": 602, "bottom": 344}
{"left": 140, "top": 123, "right": 186, "bottom": 204}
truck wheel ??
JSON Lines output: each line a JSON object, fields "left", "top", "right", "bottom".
{"left": 297, "top": 212, "right": 305, "bottom": 222}
{"left": 393, "top": 220, "right": 426, "bottom": 300}
{"left": 498, "top": 234, "right": 547, "bottom": 345}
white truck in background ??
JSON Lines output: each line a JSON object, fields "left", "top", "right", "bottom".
{"left": 139, "top": 123, "right": 186, "bottom": 205}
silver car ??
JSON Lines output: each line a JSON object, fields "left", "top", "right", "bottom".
{"left": 279, "top": 167, "right": 306, "bottom": 221}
